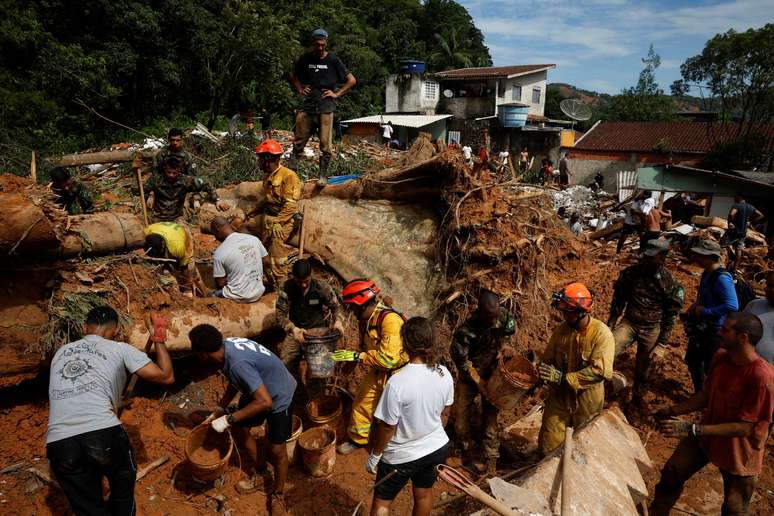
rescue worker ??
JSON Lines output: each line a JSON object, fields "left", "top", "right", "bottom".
{"left": 608, "top": 239, "right": 684, "bottom": 407}
{"left": 451, "top": 291, "right": 516, "bottom": 474}
{"left": 144, "top": 155, "right": 227, "bottom": 222}
{"left": 249, "top": 140, "right": 301, "bottom": 288}
{"left": 152, "top": 127, "right": 195, "bottom": 176}
{"left": 50, "top": 167, "right": 94, "bottom": 214}
{"left": 538, "top": 283, "right": 614, "bottom": 455}
{"left": 276, "top": 259, "right": 344, "bottom": 395}
{"left": 331, "top": 279, "right": 408, "bottom": 454}
{"left": 143, "top": 221, "right": 207, "bottom": 294}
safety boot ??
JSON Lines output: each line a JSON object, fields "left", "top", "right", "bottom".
{"left": 318, "top": 155, "right": 331, "bottom": 185}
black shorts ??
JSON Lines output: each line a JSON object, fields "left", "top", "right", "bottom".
{"left": 237, "top": 395, "right": 293, "bottom": 444}
{"left": 621, "top": 222, "right": 640, "bottom": 235}
{"left": 374, "top": 442, "right": 450, "bottom": 501}
{"left": 559, "top": 174, "right": 569, "bottom": 185}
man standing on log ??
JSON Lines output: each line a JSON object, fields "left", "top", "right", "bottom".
{"left": 538, "top": 283, "right": 614, "bottom": 455}
{"left": 275, "top": 259, "right": 344, "bottom": 395}
{"left": 46, "top": 306, "right": 174, "bottom": 516}
{"left": 50, "top": 167, "right": 94, "bottom": 215}
{"left": 725, "top": 193, "right": 764, "bottom": 269}
{"left": 191, "top": 324, "right": 296, "bottom": 515}
{"left": 250, "top": 140, "right": 301, "bottom": 288}
{"left": 152, "top": 128, "right": 195, "bottom": 176}
{"left": 650, "top": 312, "right": 774, "bottom": 516}
{"left": 288, "top": 28, "right": 356, "bottom": 182}
{"left": 210, "top": 216, "right": 270, "bottom": 303}
{"left": 608, "top": 239, "right": 684, "bottom": 411}
{"left": 144, "top": 155, "right": 228, "bottom": 222}
{"left": 331, "top": 279, "right": 408, "bottom": 455}
{"left": 450, "top": 290, "right": 516, "bottom": 475}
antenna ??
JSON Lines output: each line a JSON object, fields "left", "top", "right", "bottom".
{"left": 560, "top": 99, "right": 592, "bottom": 131}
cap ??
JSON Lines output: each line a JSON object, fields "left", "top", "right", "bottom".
{"left": 643, "top": 238, "right": 671, "bottom": 257}
{"left": 690, "top": 239, "right": 722, "bottom": 257}
{"left": 312, "top": 28, "right": 328, "bottom": 39}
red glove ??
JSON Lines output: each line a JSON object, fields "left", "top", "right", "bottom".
{"left": 151, "top": 314, "right": 169, "bottom": 343}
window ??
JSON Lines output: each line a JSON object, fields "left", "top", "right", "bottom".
{"left": 512, "top": 84, "right": 522, "bottom": 101}
{"left": 498, "top": 79, "right": 505, "bottom": 98}
{"left": 532, "top": 87, "right": 541, "bottom": 104}
{"left": 423, "top": 81, "right": 438, "bottom": 100}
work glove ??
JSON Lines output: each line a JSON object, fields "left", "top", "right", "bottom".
{"left": 659, "top": 418, "right": 692, "bottom": 438}
{"left": 270, "top": 223, "right": 284, "bottom": 238}
{"left": 331, "top": 349, "right": 361, "bottom": 362}
{"left": 211, "top": 415, "right": 231, "bottom": 433}
{"left": 332, "top": 319, "right": 345, "bottom": 335}
{"left": 538, "top": 362, "right": 563, "bottom": 385}
{"left": 203, "top": 406, "right": 226, "bottom": 425}
{"left": 291, "top": 327, "right": 307, "bottom": 343}
{"left": 150, "top": 314, "right": 169, "bottom": 343}
{"left": 365, "top": 452, "right": 382, "bottom": 474}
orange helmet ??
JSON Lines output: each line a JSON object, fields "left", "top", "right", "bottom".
{"left": 552, "top": 282, "right": 594, "bottom": 313}
{"left": 255, "top": 139, "right": 283, "bottom": 156}
{"left": 342, "top": 278, "right": 380, "bottom": 306}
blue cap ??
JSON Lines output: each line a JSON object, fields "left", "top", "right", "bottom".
{"left": 312, "top": 28, "right": 328, "bottom": 39}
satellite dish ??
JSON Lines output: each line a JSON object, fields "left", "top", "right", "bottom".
{"left": 560, "top": 99, "right": 592, "bottom": 121}
{"left": 443, "top": 89, "right": 454, "bottom": 98}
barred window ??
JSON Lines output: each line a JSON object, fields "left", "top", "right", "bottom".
{"left": 423, "top": 81, "right": 438, "bottom": 100}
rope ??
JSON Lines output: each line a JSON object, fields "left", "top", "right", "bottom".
{"left": 109, "top": 211, "right": 130, "bottom": 249}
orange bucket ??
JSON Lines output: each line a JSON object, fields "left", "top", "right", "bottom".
{"left": 486, "top": 355, "right": 538, "bottom": 411}
{"left": 185, "top": 424, "right": 233, "bottom": 482}
{"left": 298, "top": 426, "right": 337, "bottom": 477}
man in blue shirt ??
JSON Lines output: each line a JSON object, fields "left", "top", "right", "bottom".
{"left": 190, "top": 324, "right": 296, "bottom": 514}
{"left": 725, "top": 193, "right": 764, "bottom": 269}
{"left": 682, "top": 239, "right": 739, "bottom": 391}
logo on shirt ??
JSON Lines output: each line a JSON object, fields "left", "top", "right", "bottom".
{"left": 308, "top": 64, "right": 329, "bottom": 72}
{"left": 59, "top": 357, "right": 93, "bottom": 383}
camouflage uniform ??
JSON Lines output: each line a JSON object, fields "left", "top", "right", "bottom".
{"left": 608, "top": 263, "right": 685, "bottom": 397}
{"left": 143, "top": 174, "right": 219, "bottom": 222}
{"left": 52, "top": 179, "right": 94, "bottom": 215}
{"left": 276, "top": 278, "right": 341, "bottom": 373}
{"left": 451, "top": 308, "right": 516, "bottom": 460}
{"left": 153, "top": 148, "right": 195, "bottom": 176}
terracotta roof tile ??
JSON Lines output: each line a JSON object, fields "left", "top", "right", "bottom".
{"left": 574, "top": 122, "right": 774, "bottom": 153}
{"left": 434, "top": 65, "right": 555, "bottom": 81}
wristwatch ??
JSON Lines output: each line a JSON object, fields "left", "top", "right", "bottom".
{"left": 227, "top": 414, "right": 237, "bottom": 426}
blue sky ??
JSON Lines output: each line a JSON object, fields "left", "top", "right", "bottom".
{"left": 458, "top": 0, "right": 774, "bottom": 94}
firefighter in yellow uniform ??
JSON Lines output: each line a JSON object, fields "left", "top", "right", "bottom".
{"left": 537, "top": 282, "right": 614, "bottom": 455}
{"left": 143, "top": 221, "right": 206, "bottom": 293}
{"left": 251, "top": 139, "right": 301, "bottom": 287}
{"left": 331, "top": 278, "right": 408, "bottom": 455}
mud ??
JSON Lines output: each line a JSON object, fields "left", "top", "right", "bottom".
{"left": 299, "top": 427, "right": 336, "bottom": 450}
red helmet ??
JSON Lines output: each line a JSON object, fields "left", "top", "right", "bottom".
{"left": 342, "top": 278, "right": 380, "bottom": 306}
{"left": 552, "top": 282, "right": 594, "bottom": 313}
{"left": 255, "top": 139, "right": 283, "bottom": 156}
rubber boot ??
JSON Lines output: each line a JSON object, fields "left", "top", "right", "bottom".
{"left": 318, "top": 155, "right": 330, "bottom": 185}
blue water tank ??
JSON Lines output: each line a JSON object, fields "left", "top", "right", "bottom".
{"left": 399, "top": 60, "right": 425, "bottom": 73}
{"left": 498, "top": 104, "right": 529, "bottom": 127}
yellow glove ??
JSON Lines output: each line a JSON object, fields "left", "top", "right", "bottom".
{"left": 270, "top": 222, "right": 284, "bottom": 238}
{"left": 332, "top": 349, "right": 360, "bottom": 362}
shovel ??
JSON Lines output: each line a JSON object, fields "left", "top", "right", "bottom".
{"left": 437, "top": 464, "right": 517, "bottom": 516}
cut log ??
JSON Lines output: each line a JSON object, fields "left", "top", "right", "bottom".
{"left": 0, "top": 188, "right": 67, "bottom": 255}
{"left": 590, "top": 221, "right": 623, "bottom": 240}
{"left": 57, "top": 213, "right": 146, "bottom": 256}
{"left": 126, "top": 295, "right": 278, "bottom": 351}
{"left": 47, "top": 149, "right": 157, "bottom": 167}
{"left": 691, "top": 215, "right": 728, "bottom": 229}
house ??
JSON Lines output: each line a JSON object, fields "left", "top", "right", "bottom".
{"left": 567, "top": 121, "right": 774, "bottom": 189}
{"left": 341, "top": 114, "right": 452, "bottom": 146}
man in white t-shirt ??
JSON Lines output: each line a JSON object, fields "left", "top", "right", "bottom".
{"left": 462, "top": 144, "right": 473, "bottom": 164}
{"left": 744, "top": 270, "right": 774, "bottom": 365}
{"left": 381, "top": 121, "right": 394, "bottom": 146}
{"left": 366, "top": 317, "right": 454, "bottom": 516}
{"left": 211, "top": 216, "right": 269, "bottom": 303}
{"left": 46, "top": 306, "right": 174, "bottom": 516}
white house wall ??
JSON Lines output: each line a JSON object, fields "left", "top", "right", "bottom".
{"left": 497, "top": 70, "right": 547, "bottom": 117}
{"left": 386, "top": 74, "right": 439, "bottom": 114}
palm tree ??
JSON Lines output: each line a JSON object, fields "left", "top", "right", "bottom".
{"left": 430, "top": 27, "right": 474, "bottom": 70}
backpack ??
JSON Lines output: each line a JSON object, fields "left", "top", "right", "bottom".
{"left": 709, "top": 267, "right": 756, "bottom": 311}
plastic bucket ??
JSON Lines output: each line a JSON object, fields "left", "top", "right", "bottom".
{"left": 286, "top": 415, "right": 303, "bottom": 464}
{"left": 486, "top": 355, "right": 539, "bottom": 411}
{"left": 298, "top": 426, "right": 337, "bottom": 477}
{"left": 304, "top": 329, "right": 341, "bottom": 379}
{"left": 185, "top": 424, "right": 233, "bottom": 482}
{"left": 306, "top": 395, "right": 343, "bottom": 437}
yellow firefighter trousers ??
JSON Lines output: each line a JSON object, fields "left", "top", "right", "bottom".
{"left": 347, "top": 369, "right": 389, "bottom": 445}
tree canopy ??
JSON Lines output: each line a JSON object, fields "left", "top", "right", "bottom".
{"left": 0, "top": 0, "right": 490, "bottom": 173}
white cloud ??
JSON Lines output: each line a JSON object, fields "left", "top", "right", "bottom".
{"left": 583, "top": 79, "right": 619, "bottom": 95}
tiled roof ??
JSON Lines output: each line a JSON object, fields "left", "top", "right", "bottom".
{"left": 342, "top": 114, "right": 452, "bottom": 128}
{"left": 434, "top": 64, "right": 555, "bottom": 81}
{"left": 573, "top": 122, "right": 774, "bottom": 153}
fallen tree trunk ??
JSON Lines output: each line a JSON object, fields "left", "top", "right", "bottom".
{"left": 57, "top": 213, "right": 146, "bottom": 256}
{"left": 46, "top": 149, "right": 157, "bottom": 167}
{"left": 126, "top": 295, "right": 278, "bottom": 351}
